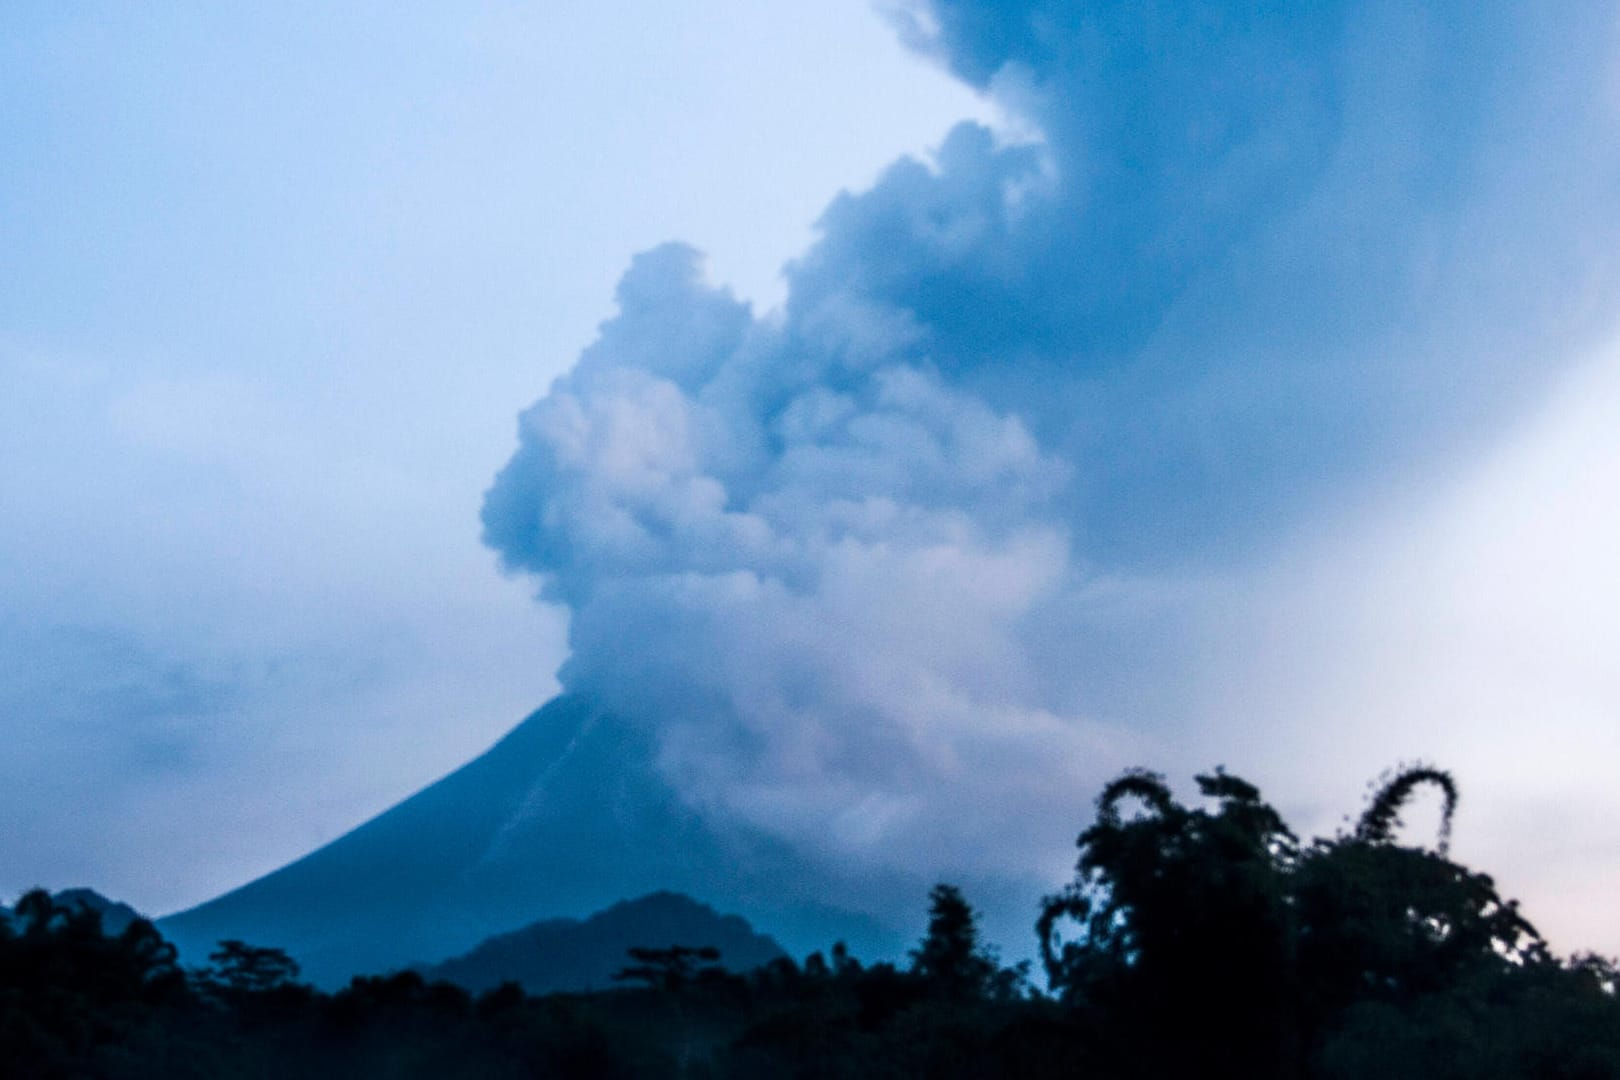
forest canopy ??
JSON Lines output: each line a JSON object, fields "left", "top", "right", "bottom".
{"left": 3, "top": 764, "right": 1616, "bottom": 1078}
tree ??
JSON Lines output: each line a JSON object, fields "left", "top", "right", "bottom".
{"left": 612, "top": 945, "right": 722, "bottom": 992}
{"left": 13, "top": 888, "right": 59, "bottom": 936}
{"left": 1037, "top": 768, "right": 1300, "bottom": 1075}
{"left": 1353, "top": 764, "right": 1457, "bottom": 854}
{"left": 911, "top": 883, "right": 998, "bottom": 1001}
{"left": 1033, "top": 763, "right": 1606, "bottom": 1078}
{"left": 201, "top": 939, "right": 302, "bottom": 995}
{"left": 1293, "top": 765, "right": 1542, "bottom": 1027}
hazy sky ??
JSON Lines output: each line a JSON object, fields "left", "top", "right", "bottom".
{"left": 1, "top": 1, "right": 983, "bottom": 912}
{"left": 5, "top": 2, "right": 1620, "bottom": 957}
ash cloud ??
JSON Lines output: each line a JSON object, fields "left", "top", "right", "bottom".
{"left": 483, "top": 2, "right": 1620, "bottom": 897}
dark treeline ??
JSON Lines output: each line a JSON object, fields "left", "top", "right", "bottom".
{"left": 4, "top": 765, "right": 1619, "bottom": 1078}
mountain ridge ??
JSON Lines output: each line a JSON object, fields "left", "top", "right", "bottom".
{"left": 159, "top": 695, "right": 907, "bottom": 986}
{"left": 420, "top": 890, "right": 787, "bottom": 994}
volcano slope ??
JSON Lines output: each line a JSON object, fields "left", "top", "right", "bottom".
{"left": 160, "top": 695, "right": 905, "bottom": 986}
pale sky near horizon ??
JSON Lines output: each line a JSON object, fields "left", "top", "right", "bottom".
{"left": 4, "top": 1, "right": 1619, "bottom": 962}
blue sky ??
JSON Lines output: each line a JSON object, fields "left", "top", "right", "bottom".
{"left": 5, "top": 1, "right": 1620, "bottom": 957}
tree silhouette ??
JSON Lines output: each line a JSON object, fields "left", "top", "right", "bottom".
{"left": 1038, "top": 767, "right": 1299, "bottom": 1075}
{"left": 14, "top": 887, "right": 59, "bottom": 936}
{"left": 202, "top": 939, "right": 302, "bottom": 994}
{"left": 5, "top": 762, "right": 1620, "bottom": 1077}
{"left": 1294, "top": 767, "right": 1540, "bottom": 1036}
{"left": 911, "top": 883, "right": 998, "bottom": 1001}
{"left": 1030, "top": 763, "right": 1620, "bottom": 1078}
{"left": 1353, "top": 763, "right": 1458, "bottom": 855}
{"left": 612, "top": 944, "right": 722, "bottom": 992}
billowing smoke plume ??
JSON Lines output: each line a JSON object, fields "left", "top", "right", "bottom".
{"left": 483, "top": 2, "right": 1620, "bottom": 895}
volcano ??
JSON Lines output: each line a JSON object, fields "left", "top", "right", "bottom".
{"left": 159, "top": 696, "right": 907, "bottom": 986}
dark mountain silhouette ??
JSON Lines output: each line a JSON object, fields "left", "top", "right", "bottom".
{"left": 159, "top": 695, "right": 907, "bottom": 986}
{"left": 420, "top": 890, "right": 786, "bottom": 994}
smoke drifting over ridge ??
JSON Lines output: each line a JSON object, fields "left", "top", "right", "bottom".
{"left": 483, "top": 3, "right": 1620, "bottom": 890}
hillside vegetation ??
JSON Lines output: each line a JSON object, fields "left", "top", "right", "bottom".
{"left": 5, "top": 765, "right": 1617, "bottom": 1078}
